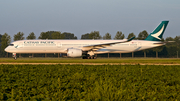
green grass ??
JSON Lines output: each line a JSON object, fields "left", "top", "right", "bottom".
{"left": 0, "top": 58, "right": 180, "bottom": 64}
{"left": 1, "top": 65, "right": 180, "bottom": 100}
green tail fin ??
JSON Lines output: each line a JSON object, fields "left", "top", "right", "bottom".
{"left": 145, "top": 21, "right": 169, "bottom": 41}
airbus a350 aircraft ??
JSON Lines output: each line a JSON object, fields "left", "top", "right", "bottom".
{"left": 5, "top": 21, "right": 169, "bottom": 59}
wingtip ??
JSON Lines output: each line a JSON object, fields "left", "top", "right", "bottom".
{"left": 128, "top": 36, "right": 135, "bottom": 41}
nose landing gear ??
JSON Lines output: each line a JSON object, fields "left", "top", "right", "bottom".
{"left": 12, "top": 53, "right": 17, "bottom": 60}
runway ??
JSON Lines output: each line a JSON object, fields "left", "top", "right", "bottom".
{"left": 1, "top": 63, "right": 180, "bottom": 65}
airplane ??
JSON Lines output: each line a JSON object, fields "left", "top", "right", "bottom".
{"left": 5, "top": 21, "right": 169, "bottom": 59}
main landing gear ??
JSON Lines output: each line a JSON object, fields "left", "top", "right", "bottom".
{"left": 82, "top": 55, "right": 97, "bottom": 59}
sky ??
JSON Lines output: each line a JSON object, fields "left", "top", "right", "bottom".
{"left": 0, "top": 0, "right": 180, "bottom": 40}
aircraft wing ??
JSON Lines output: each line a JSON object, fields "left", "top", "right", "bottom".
{"left": 81, "top": 36, "right": 135, "bottom": 51}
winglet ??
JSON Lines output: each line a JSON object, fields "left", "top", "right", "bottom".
{"left": 128, "top": 36, "right": 135, "bottom": 41}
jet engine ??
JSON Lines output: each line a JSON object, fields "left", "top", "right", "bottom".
{"left": 67, "top": 49, "right": 82, "bottom": 57}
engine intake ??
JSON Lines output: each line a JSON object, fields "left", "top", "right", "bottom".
{"left": 67, "top": 49, "right": 82, "bottom": 57}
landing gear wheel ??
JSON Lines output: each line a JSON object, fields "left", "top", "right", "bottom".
{"left": 82, "top": 56, "right": 87, "bottom": 59}
{"left": 82, "top": 54, "right": 96, "bottom": 59}
{"left": 14, "top": 57, "right": 17, "bottom": 60}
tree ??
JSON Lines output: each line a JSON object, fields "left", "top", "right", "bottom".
{"left": 38, "top": 31, "right": 64, "bottom": 39}
{"left": 165, "top": 37, "right": 175, "bottom": 56}
{"left": 103, "top": 33, "right": 111, "bottom": 39}
{"left": 89, "top": 31, "right": 102, "bottom": 39}
{"left": 81, "top": 33, "right": 90, "bottom": 39}
{"left": 14, "top": 32, "right": 25, "bottom": 41}
{"left": 174, "top": 36, "right": 180, "bottom": 58}
{"left": 141, "top": 49, "right": 149, "bottom": 58}
{"left": 1, "top": 33, "right": 11, "bottom": 57}
{"left": 114, "top": 31, "right": 125, "bottom": 39}
{"left": 174, "top": 36, "right": 180, "bottom": 42}
{"left": 165, "top": 37, "right": 174, "bottom": 41}
{"left": 0, "top": 34, "right": 2, "bottom": 43}
{"left": 127, "top": 33, "right": 136, "bottom": 39}
{"left": 137, "top": 30, "right": 148, "bottom": 40}
{"left": 62, "top": 32, "right": 77, "bottom": 39}
{"left": 51, "top": 32, "right": 64, "bottom": 39}
{"left": 38, "top": 32, "right": 51, "bottom": 39}
{"left": 26, "top": 32, "right": 36, "bottom": 39}
{"left": 174, "top": 36, "right": 180, "bottom": 49}
{"left": 152, "top": 46, "right": 164, "bottom": 58}
{"left": 166, "top": 45, "right": 177, "bottom": 57}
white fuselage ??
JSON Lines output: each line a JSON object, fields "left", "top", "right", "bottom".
{"left": 5, "top": 39, "right": 164, "bottom": 54}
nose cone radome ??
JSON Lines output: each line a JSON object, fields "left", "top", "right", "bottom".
{"left": 4, "top": 47, "right": 10, "bottom": 52}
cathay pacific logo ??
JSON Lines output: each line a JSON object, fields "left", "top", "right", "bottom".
{"left": 151, "top": 24, "right": 164, "bottom": 40}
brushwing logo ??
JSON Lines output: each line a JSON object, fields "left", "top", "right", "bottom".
{"left": 151, "top": 24, "right": 164, "bottom": 40}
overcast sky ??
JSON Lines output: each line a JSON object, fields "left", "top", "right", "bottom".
{"left": 0, "top": 0, "right": 180, "bottom": 40}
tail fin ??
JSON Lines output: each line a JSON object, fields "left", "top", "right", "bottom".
{"left": 145, "top": 21, "right": 169, "bottom": 41}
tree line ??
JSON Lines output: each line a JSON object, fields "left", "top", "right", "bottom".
{"left": 0, "top": 31, "right": 180, "bottom": 58}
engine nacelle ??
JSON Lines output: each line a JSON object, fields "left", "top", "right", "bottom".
{"left": 67, "top": 49, "right": 82, "bottom": 57}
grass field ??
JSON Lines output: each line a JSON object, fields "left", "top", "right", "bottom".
{"left": 1, "top": 58, "right": 180, "bottom": 100}
{"left": 1, "top": 65, "right": 180, "bottom": 100}
{"left": 0, "top": 58, "right": 180, "bottom": 64}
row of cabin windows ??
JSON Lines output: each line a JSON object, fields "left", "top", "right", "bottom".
{"left": 10, "top": 43, "right": 136, "bottom": 46}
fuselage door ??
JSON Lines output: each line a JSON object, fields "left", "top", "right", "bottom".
{"left": 57, "top": 42, "right": 62, "bottom": 48}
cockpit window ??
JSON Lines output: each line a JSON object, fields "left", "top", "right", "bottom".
{"left": 9, "top": 44, "right": 14, "bottom": 46}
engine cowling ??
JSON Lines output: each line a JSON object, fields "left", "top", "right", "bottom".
{"left": 67, "top": 49, "right": 82, "bottom": 57}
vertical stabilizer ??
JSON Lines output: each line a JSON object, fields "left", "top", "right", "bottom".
{"left": 145, "top": 21, "right": 169, "bottom": 41}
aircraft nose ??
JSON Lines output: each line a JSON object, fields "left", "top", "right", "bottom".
{"left": 4, "top": 47, "right": 10, "bottom": 52}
